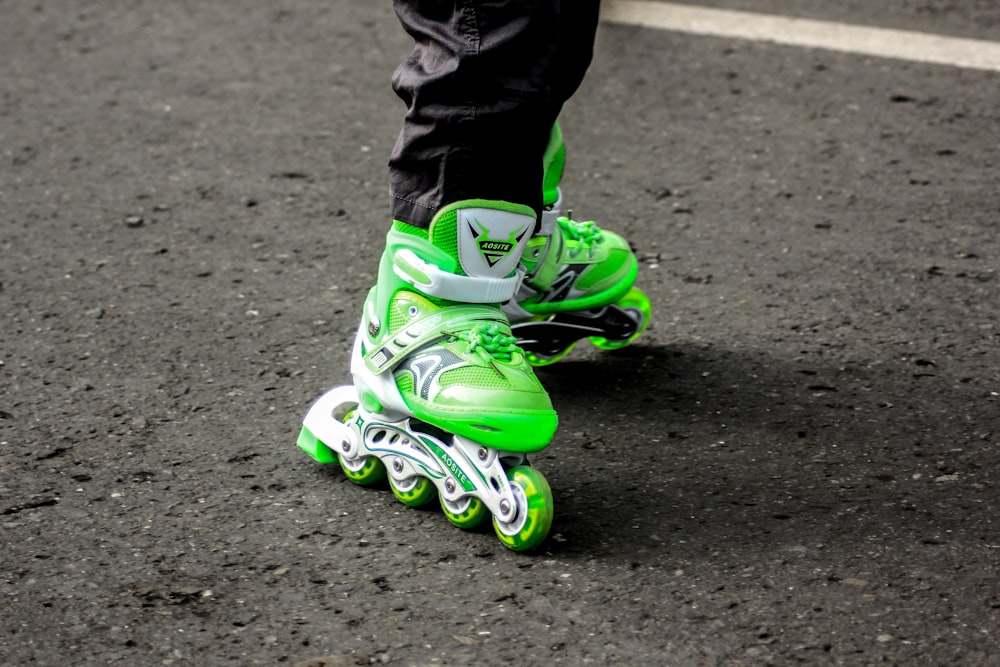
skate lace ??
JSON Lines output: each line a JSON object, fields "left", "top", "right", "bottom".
{"left": 459, "top": 322, "right": 518, "bottom": 362}
{"left": 558, "top": 217, "right": 604, "bottom": 258}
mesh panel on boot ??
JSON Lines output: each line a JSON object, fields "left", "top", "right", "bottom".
{"left": 396, "top": 372, "right": 415, "bottom": 395}
{"left": 429, "top": 208, "right": 460, "bottom": 264}
{"left": 438, "top": 366, "right": 510, "bottom": 391}
{"left": 387, "top": 298, "right": 413, "bottom": 333}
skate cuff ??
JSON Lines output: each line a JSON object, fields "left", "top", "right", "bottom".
{"left": 394, "top": 248, "right": 525, "bottom": 303}
{"left": 539, "top": 188, "right": 563, "bottom": 236}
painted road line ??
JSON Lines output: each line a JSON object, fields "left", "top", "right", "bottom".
{"left": 602, "top": 0, "right": 1000, "bottom": 72}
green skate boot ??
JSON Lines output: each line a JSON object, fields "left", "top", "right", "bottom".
{"left": 298, "top": 199, "right": 557, "bottom": 551}
{"left": 504, "top": 123, "right": 652, "bottom": 365}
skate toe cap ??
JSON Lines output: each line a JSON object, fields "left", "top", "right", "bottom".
{"left": 407, "top": 388, "right": 557, "bottom": 451}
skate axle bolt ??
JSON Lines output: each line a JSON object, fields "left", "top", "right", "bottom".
{"left": 499, "top": 499, "right": 512, "bottom": 517}
{"left": 392, "top": 458, "right": 404, "bottom": 473}
{"left": 341, "top": 440, "right": 351, "bottom": 453}
{"left": 478, "top": 447, "right": 489, "bottom": 461}
{"left": 445, "top": 478, "right": 456, "bottom": 494}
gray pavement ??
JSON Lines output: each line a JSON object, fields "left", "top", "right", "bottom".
{"left": 2, "top": 1, "right": 998, "bottom": 665}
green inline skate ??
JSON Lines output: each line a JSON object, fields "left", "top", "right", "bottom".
{"left": 298, "top": 200, "right": 557, "bottom": 551}
{"left": 504, "top": 123, "right": 652, "bottom": 365}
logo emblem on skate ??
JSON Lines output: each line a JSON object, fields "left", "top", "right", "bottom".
{"left": 469, "top": 220, "right": 527, "bottom": 269}
{"left": 424, "top": 440, "right": 474, "bottom": 492}
{"left": 456, "top": 207, "right": 532, "bottom": 278}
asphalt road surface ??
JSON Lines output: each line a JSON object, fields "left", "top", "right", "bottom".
{"left": 2, "top": 1, "right": 998, "bottom": 665}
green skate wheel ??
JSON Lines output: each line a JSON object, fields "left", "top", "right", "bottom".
{"left": 389, "top": 475, "right": 437, "bottom": 507}
{"left": 440, "top": 495, "right": 488, "bottom": 530}
{"left": 590, "top": 286, "right": 652, "bottom": 351}
{"left": 339, "top": 454, "right": 386, "bottom": 486}
{"left": 525, "top": 343, "right": 576, "bottom": 367}
{"left": 493, "top": 466, "right": 554, "bottom": 552}
{"left": 332, "top": 408, "right": 386, "bottom": 485}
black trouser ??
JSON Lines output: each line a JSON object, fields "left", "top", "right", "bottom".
{"left": 389, "top": 0, "right": 601, "bottom": 228}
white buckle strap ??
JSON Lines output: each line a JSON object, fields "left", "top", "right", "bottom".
{"left": 394, "top": 248, "right": 526, "bottom": 304}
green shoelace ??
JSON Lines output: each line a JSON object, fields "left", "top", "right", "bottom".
{"left": 461, "top": 322, "right": 518, "bottom": 362}
{"left": 558, "top": 217, "right": 604, "bottom": 258}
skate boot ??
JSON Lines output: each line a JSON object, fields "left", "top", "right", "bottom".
{"left": 297, "top": 200, "right": 558, "bottom": 551}
{"left": 504, "top": 124, "right": 652, "bottom": 365}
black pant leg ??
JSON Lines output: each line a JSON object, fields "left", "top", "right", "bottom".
{"left": 388, "top": 0, "right": 600, "bottom": 228}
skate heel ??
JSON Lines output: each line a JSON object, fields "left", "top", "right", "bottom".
{"left": 298, "top": 384, "right": 360, "bottom": 464}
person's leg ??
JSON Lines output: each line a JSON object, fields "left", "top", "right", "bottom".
{"left": 540, "top": 0, "right": 601, "bottom": 215}
{"left": 360, "top": 0, "right": 561, "bottom": 440}
{"left": 317, "top": 1, "right": 569, "bottom": 550}
{"left": 389, "top": 0, "right": 563, "bottom": 228}
{"left": 549, "top": 0, "right": 602, "bottom": 122}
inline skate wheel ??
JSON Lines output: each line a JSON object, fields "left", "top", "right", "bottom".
{"left": 590, "top": 286, "right": 652, "bottom": 351}
{"left": 493, "top": 466, "right": 554, "bottom": 552}
{"left": 525, "top": 343, "right": 576, "bottom": 367}
{"left": 339, "top": 453, "right": 387, "bottom": 486}
{"left": 440, "top": 495, "right": 489, "bottom": 529}
{"left": 389, "top": 474, "right": 437, "bottom": 507}
{"left": 336, "top": 408, "right": 386, "bottom": 485}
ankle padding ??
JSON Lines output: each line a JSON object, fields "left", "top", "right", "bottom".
{"left": 539, "top": 188, "right": 563, "bottom": 236}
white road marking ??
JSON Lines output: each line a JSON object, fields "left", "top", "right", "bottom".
{"left": 602, "top": 1, "right": 1000, "bottom": 72}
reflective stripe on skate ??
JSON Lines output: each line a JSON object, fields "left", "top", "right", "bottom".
{"left": 602, "top": 1, "right": 1000, "bottom": 72}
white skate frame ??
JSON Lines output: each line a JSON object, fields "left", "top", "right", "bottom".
{"left": 300, "top": 383, "right": 523, "bottom": 525}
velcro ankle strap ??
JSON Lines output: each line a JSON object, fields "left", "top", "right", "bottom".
{"left": 365, "top": 305, "right": 503, "bottom": 375}
{"left": 394, "top": 248, "right": 525, "bottom": 303}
